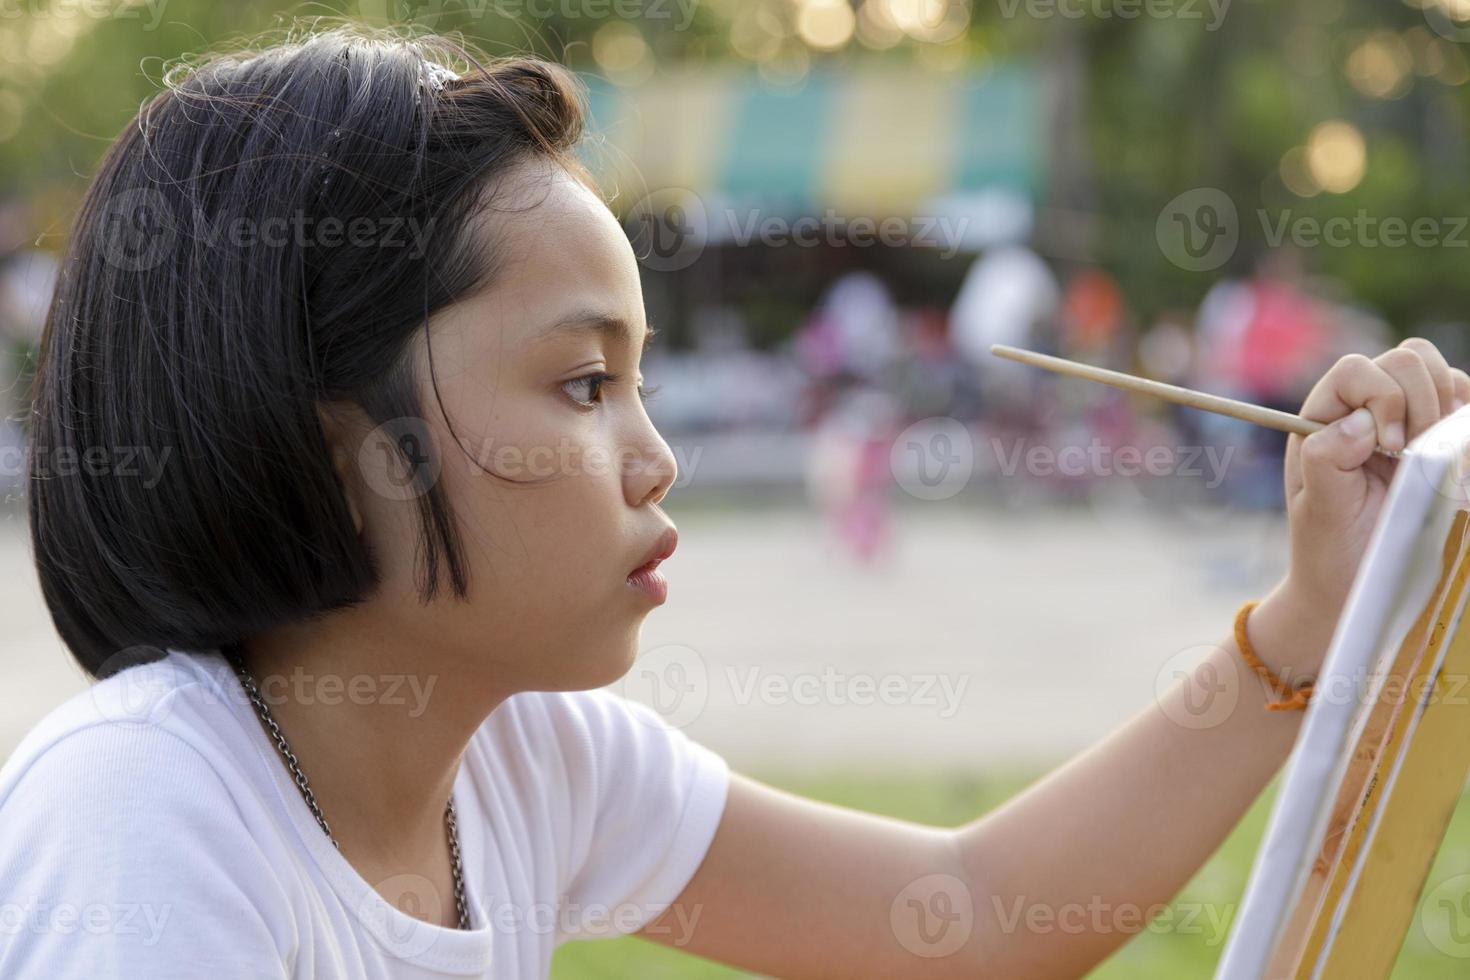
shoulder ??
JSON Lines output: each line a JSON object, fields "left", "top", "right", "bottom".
{"left": 468, "top": 687, "right": 730, "bottom": 941}
{"left": 0, "top": 650, "right": 283, "bottom": 870}
{"left": 477, "top": 686, "right": 728, "bottom": 795}
{"left": 0, "top": 652, "right": 296, "bottom": 976}
{"left": 1, "top": 650, "right": 246, "bottom": 806}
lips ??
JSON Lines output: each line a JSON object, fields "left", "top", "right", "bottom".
{"left": 629, "top": 525, "right": 678, "bottom": 576}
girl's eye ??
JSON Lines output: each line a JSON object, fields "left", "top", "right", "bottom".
{"left": 560, "top": 371, "right": 662, "bottom": 409}
{"left": 561, "top": 371, "right": 610, "bottom": 407}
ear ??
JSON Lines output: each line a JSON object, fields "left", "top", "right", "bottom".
{"left": 316, "top": 401, "right": 366, "bottom": 537}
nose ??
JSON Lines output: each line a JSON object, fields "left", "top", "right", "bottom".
{"left": 623, "top": 417, "right": 677, "bottom": 507}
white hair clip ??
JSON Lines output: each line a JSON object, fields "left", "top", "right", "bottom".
{"left": 422, "top": 62, "right": 458, "bottom": 92}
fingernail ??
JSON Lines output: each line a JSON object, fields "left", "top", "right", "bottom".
{"left": 1339, "top": 408, "right": 1374, "bottom": 438}
{"left": 1385, "top": 422, "right": 1406, "bottom": 450}
{"left": 1455, "top": 399, "right": 1467, "bottom": 413}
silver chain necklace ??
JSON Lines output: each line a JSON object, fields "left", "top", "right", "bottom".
{"left": 224, "top": 649, "right": 470, "bottom": 930}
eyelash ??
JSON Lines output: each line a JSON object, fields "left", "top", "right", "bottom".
{"left": 561, "top": 371, "right": 661, "bottom": 409}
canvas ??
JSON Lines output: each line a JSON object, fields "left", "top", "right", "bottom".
{"left": 1217, "top": 408, "right": 1470, "bottom": 979}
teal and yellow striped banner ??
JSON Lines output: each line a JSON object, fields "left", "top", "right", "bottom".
{"left": 581, "top": 63, "right": 1041, "bottom": 217}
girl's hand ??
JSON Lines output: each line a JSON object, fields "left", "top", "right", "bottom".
{"left": 1264, "top": 339, "right": 1470, "bottom": 676}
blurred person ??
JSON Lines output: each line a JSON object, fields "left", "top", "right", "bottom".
{"left": 796, "top": 270, "right": 902, "bottom": 564}
{"left": 1193, "top": 250, "right": 1340, "bottom": 509}
{"left": 948, "top": 243, "right": 1061, "bottom": 365}
{"left": 948, "top": 244, "right": 1061, "bottom": 484}
{"left": 1058, "top": 266, "right": 1127, "bottom": 366}
{"left": 0, "top": 249, "right": 54, "bottom": 503}
{"left": 890, "top": 305, "right": 983, "bottom": 423}
{"left": 804, "top": 375, "right": 902, "bottom": 566}
{"left": 4, "top": 25, "right": 1469, "bottom": 980}
{"left": 1051, "top": 267, "right": 1140, "bottom": 498}
{"left": 1236, "top": 249, "right": 1331, "bottom": 412}
{"left": 795, "top": 268, "right": 900, "bottom": 384}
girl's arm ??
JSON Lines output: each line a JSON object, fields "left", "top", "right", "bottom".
{"left": 639, "top": 342, "right": 1470, "bottom": 978}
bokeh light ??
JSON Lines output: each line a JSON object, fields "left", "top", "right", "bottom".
{"left": 796, "top": 0, "right": 857, "bottom": 51}
{"left": 592, "top": 21, "right": 654, "bottom": 86}
{"left": 1279, "top": 146, "right": 1321, "bottom": 197}
{"left": 1345, "top": 31, "right": 1413, "bottom": 99}
{"left": 1305, "top": 120, "right": 1367, "bottom": 194}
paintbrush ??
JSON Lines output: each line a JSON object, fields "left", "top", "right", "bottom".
{"left": 988, "top": 344, "right": 1404, "bottom": 459}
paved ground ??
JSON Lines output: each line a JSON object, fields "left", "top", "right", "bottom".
{"left": 0, "top": 499, "right": 1291, "bottom": 771}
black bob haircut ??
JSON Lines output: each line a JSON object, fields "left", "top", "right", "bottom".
{"left": 27, "top": 26, "right": 590, "bottom": 678}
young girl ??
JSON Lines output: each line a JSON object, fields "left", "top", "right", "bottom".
{"left": 2, "top": 25, "right": 1464, "bottom": 980}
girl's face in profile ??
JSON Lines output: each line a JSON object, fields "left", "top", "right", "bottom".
{"left": 336, "top": 160, "right": 678, "bottom": 693}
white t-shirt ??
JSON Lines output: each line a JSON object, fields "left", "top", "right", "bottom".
{"left": 0, "top": 649, "right": 730, "bottom": 978}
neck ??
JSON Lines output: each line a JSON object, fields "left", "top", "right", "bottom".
{"left": 233, "top": 613, "right": 503, "bottom": 872}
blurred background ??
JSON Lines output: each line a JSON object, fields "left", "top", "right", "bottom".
{"left": 4, "top": 0, "right": 1470, "bottom": 976}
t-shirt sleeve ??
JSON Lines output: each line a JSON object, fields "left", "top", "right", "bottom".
{"left": 544, "top": 687, "right": 730, "bottom": 943}
{"left": 0, "top": 720, "right": 293, "bottom": 979}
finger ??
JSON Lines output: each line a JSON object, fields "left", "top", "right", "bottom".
{"left": 1453, "top": 368, "right": 1470, "bottom": 411}
{"left": 1374, "top": 346, "right": 1440, "bottom": 444}
{"left": 1300, "top": 354, "right": 1407, "bottom": 452}
{"left": 1399, "top": 338, "right": 1457, "bottom": 416}
{"left": 1298, "top": 407, "right": 1377, "bottom": 518}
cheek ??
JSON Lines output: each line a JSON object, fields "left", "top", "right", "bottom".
{"left": 438, "top": 437, "right": 626, "bottom": 600}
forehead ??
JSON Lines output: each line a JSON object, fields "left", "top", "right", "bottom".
{"left": 467, "top": 162, "right": 644, "bottom": 345}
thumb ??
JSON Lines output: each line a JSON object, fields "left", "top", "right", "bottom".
{"left": 1298, "top": 407, "right": 1378, "bottom": 515}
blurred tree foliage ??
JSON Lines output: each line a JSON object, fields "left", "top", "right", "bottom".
{"left": 2, "top": 0, "right": 1467, "bottom": 334}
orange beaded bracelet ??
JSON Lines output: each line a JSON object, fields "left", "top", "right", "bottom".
{"left": 1234, "top": 600, "right": 1315, "bottom": 712}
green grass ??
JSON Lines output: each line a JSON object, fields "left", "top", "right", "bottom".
{"left": 550, "top": 770, "right": 1470, "bottom": 979}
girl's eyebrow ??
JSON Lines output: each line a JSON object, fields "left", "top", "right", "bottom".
{"left": 539, "top": 309, "right": 656, "bottom": 352}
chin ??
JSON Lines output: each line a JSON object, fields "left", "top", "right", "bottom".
{"left": 558, "top": 636, "right": 642, "bottom": 693}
